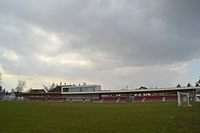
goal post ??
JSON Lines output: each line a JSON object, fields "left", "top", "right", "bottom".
{"left": 177, "top": 91, "right": 192, "bottom": 107}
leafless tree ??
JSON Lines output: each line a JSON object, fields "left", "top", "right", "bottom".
{"left": 187, "top": 82, "right": 192, "bottom": 87}
{"left": 15, "top": 80, "right": 26, "bottom": 99}
{"left": 177, "top": 84, "right": 181, "bottom": 88}
{"left": 50, "top": 82, "right": 56, "bottom": 90}
{"left": 15, "top": 80, "right": 26, "bottom": 92}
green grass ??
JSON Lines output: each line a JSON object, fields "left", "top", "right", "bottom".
{"left": 0, "top": 101, "right": 200, "bottom": 133}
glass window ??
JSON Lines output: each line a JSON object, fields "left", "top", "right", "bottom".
{"left": 63, "top": 88, "right": 69, "bottom": 92}
{"left": 196, "top": 90, "right": 200, "bottom": 94}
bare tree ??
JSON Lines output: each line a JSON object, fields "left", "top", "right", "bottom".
{"left": 187, "top": 82, "right": 192, "bottom": 87}
{"left": 16, "top": 80, "right": 26, "bottom": 92}
{"left": 0, "top": 73, "right": 2, "bottom": 92}
{"left": 15, "top": 80, "right": 26, "bottom": 99}
{"left": 50, "top": 82, "right": 56, "bottom": 90}
{"left": 11, "top": 88, "right": 15, "bottom": 92}
{"left": 177, "top": 84, "right": 181, "bottom": 88}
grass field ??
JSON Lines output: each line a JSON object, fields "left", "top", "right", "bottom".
{"left": 0, "top": 101, "right": 199, "bottom": 133}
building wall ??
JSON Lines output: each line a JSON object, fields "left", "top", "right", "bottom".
{"left": 196, "top": 89, "right": 200, "bottom": 102}
{"left": 65, "top": 94, "right": 99, "bottom": 99}
{"left": 62, "top": 85, "right": 101, "bottom": 93}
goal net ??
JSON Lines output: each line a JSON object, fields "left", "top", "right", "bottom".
{"left": 177, "top": 91, "right": 192, "bottom": 107}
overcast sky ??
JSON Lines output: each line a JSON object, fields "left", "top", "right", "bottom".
{"left": 0, "top": 0, "right": 200, "bottom": 91}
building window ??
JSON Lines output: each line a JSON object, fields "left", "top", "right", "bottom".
{"left": 196, "top": 90, "right": 200, "bottom": 94}
{"left": 63, "top": 88, "right": 69, "bottom": 92}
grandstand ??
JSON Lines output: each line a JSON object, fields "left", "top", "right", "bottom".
{"left": 21, "top": 84, "right": 200, "bottom": 103}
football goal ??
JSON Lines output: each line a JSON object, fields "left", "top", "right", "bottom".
{"left": 177, "top": 91, "right": 192, "bottom": 107}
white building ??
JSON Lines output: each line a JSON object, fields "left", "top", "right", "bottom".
{"left": 61, "top": 84, "right": 101, "bottom": 94}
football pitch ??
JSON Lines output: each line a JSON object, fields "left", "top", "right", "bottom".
{"left": 0, "top": 101, "right": 199, "bottom": 133}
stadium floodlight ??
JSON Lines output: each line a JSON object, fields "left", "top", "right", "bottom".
{"left": 177, "top": 91, "right": 192, "bottom": 107}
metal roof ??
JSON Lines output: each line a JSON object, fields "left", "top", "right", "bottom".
{"left": 61, "top": 87, "right": 200, "bottom": 95}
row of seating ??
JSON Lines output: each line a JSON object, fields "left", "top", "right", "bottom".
{"left": 96, "top": 96, "right": 178, "bottom": 103}
{"left": 28, "top": 96, "right": 178, "bottom": 103}
{"left": 133, "top": 96, "right": 177, "bottom": 102}
{"left": 29, "top": 97, "right": 94, "bottom": 102}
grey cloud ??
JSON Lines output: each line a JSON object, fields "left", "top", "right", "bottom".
{"left": 1, "top": 0, "right": 200, "bottom": 67}
{"left": 0, "top": 0, "right": 199, "bottom": 89}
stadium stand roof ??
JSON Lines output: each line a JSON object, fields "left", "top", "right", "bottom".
{"left": 61, "top": 87, "right": 199, "bottom": 95}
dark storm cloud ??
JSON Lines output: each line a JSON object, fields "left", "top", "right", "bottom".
{"left": 0, "top": 0, "right": 199, "bottom": 89}
{"left": 1, "top": 0, "right": 200, "bottom": 67}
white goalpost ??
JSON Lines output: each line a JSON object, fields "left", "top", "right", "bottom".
{"left": 177, "top": 91, "right": 192, "bottom": 107}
